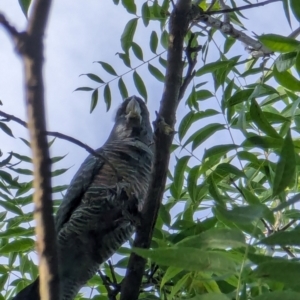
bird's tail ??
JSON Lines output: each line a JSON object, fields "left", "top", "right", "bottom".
{"left": 12, "top": 278, "right": 40, "bottom": 300}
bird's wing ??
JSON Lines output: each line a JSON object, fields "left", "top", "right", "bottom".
{"left": 55, "top": 149, "right": 105, "bottom": 232}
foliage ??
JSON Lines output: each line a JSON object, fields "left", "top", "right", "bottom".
{"left": 1, "top": 0, "right": 300, "bottom": 299}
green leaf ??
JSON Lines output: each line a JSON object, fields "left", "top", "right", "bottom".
{"left": 141, "top": 2, "right": 150, "bottom": 26}
{"left": 196, "top": 90, "right": 214, "bottom": 101}
{"left": 160, "top": 30, "right": 168, "bottom": 50}
{"left": 196, "top": 61, "right": 230, "bottom": 77}
{"left": 176, "top": 228, "right": 246, "bottom": 249}
{"left": 258, "top": 34, "right": 300, "bottom": 53}
{"left": 74, "top": 87, "right": 94, "bottom": 92}
{"left": 275, "top": 52, "right": 297, "bottom": 72}
{"left": 0, "top": 238, "right": 34, "bottom": 254}
{"left": 121, "top": 18, "right": 138, "bottom": 52}
{"left": 19, "top": 137, "right": 31, "bottom": 147}
{"left": 169, "top": 273, "right": 190, "bottom": 300}
{"left": 0, "top": 200, "right": 23, "bottom": 215}
{"left": 170, "top": 156, "right": 190, "bottom": 199}
{"left": 150, "top": 31, "right": 158, "bottom": 54}
{"left": 258, "top": 228, "right": 300, "bottom": 246}
{"left": 51, "top": 154, "right": 67, "bottom": 164}
{"left": 159, "top": 204, "right": 171, "bottom": 226}
{"left": 121, "top": 0, "right": 136, "bottom": 14}
{"left": 52, "top": 185, "right": 68, "bottom": 193}
{"left": 254, "top": 260, "right": 300, "bottom": 288}
{"left": 250, "top": 99, "right": 281, "bottom": 139}
{"left": 0, "top": 211, "right": 7, "bottom": 221}
{"left": 0, "top": 274, "right": 8, "bottom": 292}
{"left": 282, "top": 0, "right": 291, "bottom": 28}
{"left": 273, "top": 193, "right": 300, "bottom": 212}
{"left": 296, "top": 53, "right": 300, "bottom": 76}
{"left": 51, "top": 168, "right": 69, "bottom": 177}
{"left": 274, "top": 66, "right": 300, "bottom": 92}
{"left": 290, "top": 0, "right": 300, "bottom": 22}
{"left": 133, "top": 247, "right": 237, "bottom": 273}
{"left": 96, "top": 61, "right": 118, "bottom": 76}
{"left": 118, "top": 78, "right": 128, "bottom": 99}
{"left": 11, "top": 152, "right": 32, "bottom": 163}
{"left": 104, "top": 84, "right": 111, "bottom": 111}
{"left": 213, "top": 163, "right": 246, "bottom": 180}
{"left": 133, "top": 71, "right": 147, "bottom": 101}
{"left": 214, "top": 204, "right": 268, "bottom": 224}
{"left": 242, "top": 135, "right": 283, "bottom": 149}
{"left": 178, "top": 110, "right": 219, "bottom": 141}
{"left": 224, "top": 37, "right": 236, "bottom": 54}
{"left": 90, "top": 89, "right": 98, "bottom": 113}
{"left": 148, "top": 64, "right": 164, "bottom": 82}
{"left": 0, "top": 227, "right": 34, "bottom": 238}
{"left": 0, "top": 122, "right": 14, "bottom": 138}
{"left": 272, "top": 129, "right": 296, "bottom": 196}
{"left": 131, "top": 42, "right": 143, "bottom": 61}
{"left": 18, "top": 0, "right": 31, "bottom": 18}
{"left": 81, "top": 73, "right": 104, "bottom": 83}
{"left": 16, "top": 182, "right": 32, "bottom": 197}
{"left": 253, "top": 291, "right": 300, "bottom": 300}
{"left": 0, "top": 170, "right": 19, "bottom": 187}
{"left": 160, "top": 267, "right": 182, "bottom": 289}
{"left": 227, "top": 89, "right": 254, "bottom": 107}
{"left": 0, "top": 153, "right": 13, "bottom": 167}
{"left": 203, "top": 144, "right": 238, "bottom": 161}
{"left": 118, "top": 52, "right": 131, "bottom": 68}
{"left": 183, "top": 124, "right": 225, "bottom": 150}
{"left": 9, "top": 168, "right": 33, "bottom": 175}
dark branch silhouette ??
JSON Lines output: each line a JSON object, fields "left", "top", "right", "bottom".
{"left": 0, "top": 110, "right": 120, "bottom": 177}
{"left": 205, "top": 0, "right": 281, "bottom": 15}
{"left": 120, "top": 1, "right": 195, "bottom": 299}
{"left": 0, "top": 0, "right": 59, "bottom": 299}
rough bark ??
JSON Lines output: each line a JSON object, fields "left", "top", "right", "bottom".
{"left": 120, "top": 1, "right": 192, "bottom": 299}
{"left": 1, "top": 1, "right": 59, "bottom": 299}
{"left": 22, "top": 2, "right": 59, "bottom": 299}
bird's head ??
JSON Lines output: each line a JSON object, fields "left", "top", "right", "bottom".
{"left": 107, "top": 96, "right": 153, "bottom": 145}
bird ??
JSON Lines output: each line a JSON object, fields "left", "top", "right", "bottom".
{"left": 13, "top": 96, "right": 154, "bottom": 300}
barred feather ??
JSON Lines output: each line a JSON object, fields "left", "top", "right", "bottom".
{"left": 13, "top": 96, "right": 153, "bottom": 300}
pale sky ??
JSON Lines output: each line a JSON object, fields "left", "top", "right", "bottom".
{"left": 0, "top": 1, "right": 295, "bottom": 185}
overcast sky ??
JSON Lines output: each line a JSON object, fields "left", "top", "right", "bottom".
{"left": 0, "top": 0, "right": 296, "bottom": 186}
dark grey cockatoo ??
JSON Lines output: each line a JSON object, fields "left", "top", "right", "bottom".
{"left": 13, "top": 96, "right": 153, "bottom": 300}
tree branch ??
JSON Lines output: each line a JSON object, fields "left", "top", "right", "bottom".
{"left": 206, "top": 0, "right": 281, "bottom": 16}
{"left": 0, "top": 110, "right": 120, "bottom": 178}
{"left": 1, "top": 0, "right": 59, "bottom": 299}
{"left": 120, "top": 1, "right": 192, "bottom": 299}
{"left": 0, "top": 13, "right": 20, "bottom": 38}
{"left": 194, "top": 15, "right": 273, "bottom": 56}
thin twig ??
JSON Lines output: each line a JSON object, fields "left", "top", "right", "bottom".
{"left": 260, "top": 218, "right": 272, "bottom": 235}
{"left": 282, "top": 246, "right": 296, "bottom": 258}
{"left": 280, "top": 219, "right": 297, "bottom": 232}
{"left": 218, "top": 0, "right": 230, "bottom": 23}
{"left": 108, "top": 260, "right": 118, "bottom": 286}
{"left": 178, "top": 33, "right": 201, "bottom": 100}
{"left": 0, "top": 110, "right": 120, "bottom": 179}
{"left": 289, "top": 27, "right": 300, "bottom": 38}
{"left": 0, "top": 12, "right": 20, "bottom": 38}
{"left": 98, "top": 270, "right": 118, "bottom": 300}
{"left": 193, "top": 17, "right": 272, "bottom": 56}
{"left": 206, "top": 0, "right": 281, "bottom": 16}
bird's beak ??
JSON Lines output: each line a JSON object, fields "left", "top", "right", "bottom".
{"left": 125, "top": 97, "right": 142, "bottom": 123}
